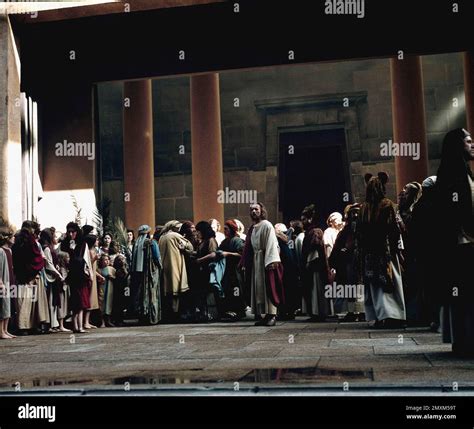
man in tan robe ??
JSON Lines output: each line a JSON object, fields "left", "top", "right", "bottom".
{"left": 158, "top": 221, "right": 194, "bottom": 316}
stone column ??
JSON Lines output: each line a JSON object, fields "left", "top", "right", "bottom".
{"left": 0, "top": 16, "right": 22, "bottom": 228}
{"left": 123, "top": 79, "right": 155, "bottom": 233}
{"left": 463, "top": 52, "right": 474, "bottom": 169}
{"left": 190, "top": 73, "right": 224, "bottom": 225}
{"left": 390, "top": 55, "right": 429, "bottom": 192}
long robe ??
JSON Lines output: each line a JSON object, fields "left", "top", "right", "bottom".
{"left": 358, "top": 199, "right": 406, "bottom": 322}
{"left": 99, "top": 266, "right": 115, "bottom": 316}
{"left": 301, "top": 227, "right": 330, "bottom": 318}
{"left": 131, "top": 237, "right": 161, "bottom": 324}
{"left": 43, "top": 246, "right": 61, "bottom": 328}
{"left": 87, "top": 248, "right": 99, "bottom": 311}
{"left": 219, "top": 236, "right": 245, "bottom": 315}
{"left": 159, "top": 231, "right": 193, "bottom": 313}
{"left": 250, "top": 220, "right": 281, "bottom": 316}
{"left": 0, "top": 248, "right": 11, "bottom": 320}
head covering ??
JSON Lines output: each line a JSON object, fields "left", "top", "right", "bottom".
{"left": 326, "top": 212, "right": 342, "bottom": 227}
{"left": 274, "top": 223, "right": 288, "bottom": 233}
{"left": 161, "top": 221, "right": 181, "bottom": 236}
{"left": 422, "top": 175, "right": 437, "bottom": 188}
{"left": 234, "top": 219, "right": 245, "bottom": 235}
{"left": 138, "top": 225, "right": 151, "bottom": 235}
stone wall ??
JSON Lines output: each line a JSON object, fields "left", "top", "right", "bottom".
{"left": 98, "top": 53, "right": 465, "bottom": 226}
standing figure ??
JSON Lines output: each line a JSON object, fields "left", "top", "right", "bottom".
{"left": 323, "top": 212, "right": 344, "bottom": 315}
{"left": 98, "top": 254, "right": 116, "bottom": 327}
{"left": 0, "top": 224, "right": 15, "bottom": 339}
{"left": 39, "top": 228, "right": 64, "bottom": 332}
{"left": 209, "top": 219, "right": 225, "bottom": 246}
{"left": 357, "top": 173, "right": 406, "bottom": 329}
{"left": 301, "top": 204, "right": 330, "bottom": 322}
{"left": 61, "top": 222, "right": 88, "bottom": 333}
{"left": 130, "top": 225, "right": 161, "bottom": 325}
{"left": 12, "top": 221, "right": 49, "bottom": 334}
{"left": 159, "top": 221, "right": 194, "bottom": 321}
{"left": 435, "top": 128, "right": 474, "bottom": 356}
{"left": 112, "top": 254, "right": 129, "bottom": 326}
{"left": 329, "top": 204, "right": 365, "bottom": 322}
{"left": 397, "top": 181, "right": 424, "bottom": 325}
{"left": 195, "top": 221, "right": 219, "bottom": 321}
{"left": 241, "top": 203, "right": 284, "bottom": 327}
{"left": 56, "top": 251, "right": 72, "bottom": 332}
{"left": 275, "top": 223, "right": 298, "bottom": 321}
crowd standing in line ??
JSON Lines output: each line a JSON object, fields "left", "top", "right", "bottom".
{"left": 0, "top": 128, "right": 472, "bottom": 357}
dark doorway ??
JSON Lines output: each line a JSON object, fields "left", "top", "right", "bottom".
{"left": 279, "top": 128, "right": 351, "bottom": 228}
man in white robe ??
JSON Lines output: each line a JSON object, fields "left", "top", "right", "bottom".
{"left": 248, "top": 203, "right": 281, "bottom": 326}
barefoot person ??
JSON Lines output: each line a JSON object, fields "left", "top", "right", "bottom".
{"left": 0, "top": 224, "right": 16, "bottom": 338}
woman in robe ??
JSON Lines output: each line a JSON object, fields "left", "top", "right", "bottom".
{"left": 66, "top": 230, "right": 93, "bottom": 334}
{"left": 434, "top": 128, "right": 474, "bottom": 356}
{"left": 357, "top": 172, "right": 406, "bottom": 329}
{"left": 39, "top": 228, "right": 64, "bottom": 332}
{"left": 0, "top": 225, "right": 15, "bottom": 339}
{"left": 197, "top": 220, "right": 246, "bottom": 321}
{"left": 12, "top": 221, "right": 49, "bottom": 334}
{"left": 98, "top": 254, "right": 115, "bottom": 327}
{"left": 194, "top": 221, "right": 219, "bottom": 322}
{"left": 56, "top": 251, "right": 72, "bottom": 332}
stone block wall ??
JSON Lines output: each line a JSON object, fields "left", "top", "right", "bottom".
{"left": 98, "top": 53, "right": 465, "bottom": 226}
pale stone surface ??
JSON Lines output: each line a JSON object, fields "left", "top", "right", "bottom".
{"left": 1, "top": 319, "right": 473, "bottom": 392}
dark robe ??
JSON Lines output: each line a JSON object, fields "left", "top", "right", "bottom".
{"left": 219, "top": 236, "right": 245, "bottom": 315}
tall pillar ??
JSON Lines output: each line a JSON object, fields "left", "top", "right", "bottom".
{"left": 390, "top": 55, "right": 429, "bottom": 192}
{"left": 190, "top": 73, "right": 224, "bottom": 225}
{"left": 0, "top": 16, "right": 22, "bottom": 229}
{"left": 463, "top": 52, "right": 474, "bottom": 170}
{"left": 123, "top": 79, "right": 155, "bottom": 233}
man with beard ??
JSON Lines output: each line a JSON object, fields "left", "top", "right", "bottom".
{"left": 240, "top": 203, "right": 283, "bottom": 326}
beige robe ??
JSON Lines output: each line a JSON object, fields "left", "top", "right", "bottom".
{"left": 250, "top": 220, "right": 281, "bottom": 316}
{"left": 159, "top": 232, "right": 193, "bottom": 312}
{"left": 87, "top": 248, "right": 99, "bottom": 310}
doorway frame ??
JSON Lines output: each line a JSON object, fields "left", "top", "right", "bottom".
{"left": 277, "top": 124, "right": 352, "bottom": 221}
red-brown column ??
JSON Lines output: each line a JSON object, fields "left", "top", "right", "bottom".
{"left": 463, "top": 52, "right": 474, "bottom": 170}
{"left": 390, "top": 55, "right": 429, "bottom": 192}
{"left": 190, "top": 73, "right": 224, "bottom": 225}
{"left": 123, "top": 79, "right": 155, "bottom": 234}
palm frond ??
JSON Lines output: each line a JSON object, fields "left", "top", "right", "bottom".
{"left": 112, "top": 216, "right": 128, "bottom": 248}
{"left": 70, "top": 194, "right": 83, "bottom": 226}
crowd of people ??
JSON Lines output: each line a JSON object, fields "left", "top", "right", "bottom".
{"left": 0, "top": 128, "right": 472, "bottom": 356}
